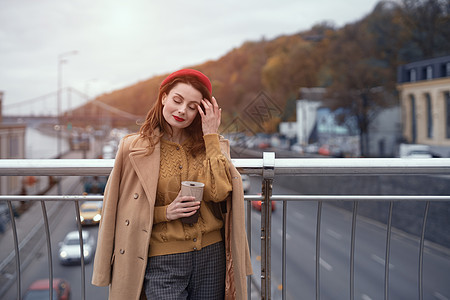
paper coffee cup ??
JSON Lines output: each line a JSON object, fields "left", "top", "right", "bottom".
{"left": 180, "top": 181, "right": 204, "bottom": 224}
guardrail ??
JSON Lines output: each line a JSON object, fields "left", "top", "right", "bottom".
{"left": 1, "top": 155, "right": 450, "bottom": 300}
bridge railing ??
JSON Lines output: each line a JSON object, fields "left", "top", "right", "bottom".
{"left": 1, "top": 155, "right": 450, "bottom": 300}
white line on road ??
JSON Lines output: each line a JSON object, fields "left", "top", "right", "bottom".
{"left": 277, "top": 229, "right": 291, "bottom": 240}
{"left": 326, "top": 228, "right": 342, "bottom": 240}
{"left": 434, "top": 291, "right": 449, "bottom": 300}
{"left": 371, "top": 254, "right": 394, "bottom": 269}
{"left": 294, "top": 212, "right": 304, "bottom": 219}
{"left": 313, "top": 256, "right": 333, "bottom": 271}
{"left": 361, "top": 294, "right": 372, "bottom": 300}
{"left": 319, "top": 257, "right": 333, "bottom": 271}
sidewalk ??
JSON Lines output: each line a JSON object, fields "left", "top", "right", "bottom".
{"left": 0, "top": 149, "right": 94, "bottom": 297}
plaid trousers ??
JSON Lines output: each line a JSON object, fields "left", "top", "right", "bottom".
{"left": 144, "top": 241, "right": 225, "bottom": 300}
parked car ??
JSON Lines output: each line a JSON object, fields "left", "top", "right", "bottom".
{"left": 102, "top": 144, "right": 116, "bottom": 159}
{"left": 241, "top": 174, "right": 250, "bottom": 193}
{"left": 58, "top": 231, "right": 95, "bottom": 265}
{"left": 22, "top": 278, "right": 71, "bottom": 300}
{"left": 78, "top": 202, "right": 102, "bottom": 226}
{"left": 404, "top": 150, "right": 433, "bottom": 158}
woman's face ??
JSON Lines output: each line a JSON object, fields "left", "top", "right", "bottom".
{"left": 162, "top": 82, "right": 202, "bottom": 130}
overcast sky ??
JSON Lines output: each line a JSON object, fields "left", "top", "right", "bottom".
{"left": 0, "top": 0, "right": 380, "bottom": 115}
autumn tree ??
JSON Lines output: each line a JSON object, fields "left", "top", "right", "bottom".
{"left": 325, "top": 5, "right": 398, "bottom": 157}
{"left": 397, "top": 0, "right": 450, "bottom": 61}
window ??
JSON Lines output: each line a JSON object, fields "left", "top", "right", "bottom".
{"left": 426, "top": 94, "right": 433, "bottom": 139}
{"left": 440, "top": 63, "right": 450, "bottom": 78}
{"left": 426, "top": 66, "right": 433, "bottom": 80}
{"left": 410, "top": 95, "right": 417, "bottom": 143}
{"left": 446, "top": 92, "right": 450, "bottom": 139}
{"left": 9, "top": 136, "right": 19, "bottom": 158}
{"left": 409, "top": 69, "right": 417, "bottom": 82}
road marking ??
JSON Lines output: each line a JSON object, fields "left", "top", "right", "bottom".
{"left": 319, "top": 257, "right": 333, "bottom": 271}
{"left": 294, "top": 212, "right": 304, "bottom": 219}
{"left": 277, "top": 229, "right": 291, "bottom": 240}
{"left": 326, "top": 228, "right": 342, "bottom": 240}
{"left": 434, "top": 291, "right": 449, "bottom": 300}
{"left": 361, "top": 294, "right": 372, "bottom": 300}
{"left": 371, "top": 254, "right": 394, "bottom": 269}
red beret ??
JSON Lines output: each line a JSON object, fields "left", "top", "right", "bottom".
{"left": 160, "top": 69, "right": 212, "bottom": 94}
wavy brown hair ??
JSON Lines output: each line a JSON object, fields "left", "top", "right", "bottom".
{"left": 139, "top": 75, "right": 212, "bottom": 156}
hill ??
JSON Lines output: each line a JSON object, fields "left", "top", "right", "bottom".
{"left": 78, "top": 0, "right": 450, "bottom": 134}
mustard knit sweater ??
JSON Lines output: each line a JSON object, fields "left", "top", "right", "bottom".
{"left": 149, "top": 134, "right": 233, "bottom": 257}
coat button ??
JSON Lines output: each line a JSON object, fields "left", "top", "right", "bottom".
{"left": 134, "top": 193, "right": 139, "bottom": 199}
{"left": 179, "top": 165, "right": 183, "bottom": 170}
{"left": 193, "top": 238, "right": 197, "bottom": 242}
{"left": 193, "top": 247, "right": 197, "bottom": 251}
{"left": 125, "top": 220, "right": 130, "bottom": 226}
{"left": 120, "top": 249, "right": 125, "bottom": 254}
{"left": 176, "top": 146, "right": 180, "bottom": 150}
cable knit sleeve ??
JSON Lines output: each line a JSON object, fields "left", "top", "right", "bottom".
{"left": 200, "top": 134, "right": 232, "bottom": 203}
{"left": 153, "top": 205, "right": 168, "bottom": 224}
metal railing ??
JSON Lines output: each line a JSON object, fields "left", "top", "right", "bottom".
{"left": 1, "top": 155, "right": 450, "bottom": 300}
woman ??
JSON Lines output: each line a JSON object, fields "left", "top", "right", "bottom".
{"left": 92, "top": 69, "right": 252, "bottom": 300}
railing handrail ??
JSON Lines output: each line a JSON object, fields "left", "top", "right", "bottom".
{"left": 1, "top": 156, "right": 450, "bottom": 300}
{"left": 2, "top": 194, "right": 450, "bottom": 202}
{"left": 2, "top": 157, "right": 450, "bottom": 176}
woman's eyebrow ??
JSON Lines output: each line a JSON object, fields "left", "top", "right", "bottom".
{"left": 174, "top": 92, "right": 200, "bottom": 105}
{"left": 174, "top": 93, "right": 184, "bottom": 99}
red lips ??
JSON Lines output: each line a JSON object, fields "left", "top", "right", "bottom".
{"left": 173, "top": 115, "right": 185, "bottom": 122}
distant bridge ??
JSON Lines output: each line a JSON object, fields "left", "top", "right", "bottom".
{"left": 3, "top": 87, "right": 145, "bottom": 128}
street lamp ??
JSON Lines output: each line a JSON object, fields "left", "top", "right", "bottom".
{"left": 57, "top": 50, "right": 78, "bottom": 158}
{"left": 57, "top": 50, "right": 78, "bottom": 194}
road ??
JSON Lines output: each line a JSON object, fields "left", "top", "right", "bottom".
{"left": 2, "top": 175, "right": 108, "bottom": 300}
{"left": 2, "top": 174, "right": 449, "bottom": 300}
{"left": 247, "top": 175, "right": 450, "bottom": 300}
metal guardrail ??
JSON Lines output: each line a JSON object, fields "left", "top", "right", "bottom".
{"left": 1, "top": 155, "right": 450, "bottom": 300}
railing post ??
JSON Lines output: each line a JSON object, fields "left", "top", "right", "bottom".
{"left": 261, "top": 152, "right": 275, "bottom": 300}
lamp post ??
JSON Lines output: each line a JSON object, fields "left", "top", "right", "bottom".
{"left": 57, "top": 50, "right": 78, "bottom": 157}
{"left": 57, "top": 50, "right": 78, "bottom": 194}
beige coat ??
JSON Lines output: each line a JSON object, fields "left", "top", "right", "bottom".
{"left": 92, "top": 132, "right": 253, "bottom": 300}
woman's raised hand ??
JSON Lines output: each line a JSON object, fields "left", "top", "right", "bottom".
{"left": 198, "top": 96, "right": 221, "bottom": 135}
{"left": 166, "top": 191, "right": 200, "bottom": 221}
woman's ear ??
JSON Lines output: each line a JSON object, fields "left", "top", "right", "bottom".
{"left": 161, "top": 93, "right": 167, "bottom": 105}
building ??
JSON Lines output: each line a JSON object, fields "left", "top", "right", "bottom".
{"left": 0, "top": 92, "right": 26, "bottom": 195}
{"left": 397, "top": 55, "right": 450, "bottom": 157}
{"left": 296, "top": 88, "right": 324, "bottom": 146}
{"left": 367, "top": 106, "right": 402, "bottom": 157}
{"left": 295, "top": 88, "right": 401, "bottom": 157}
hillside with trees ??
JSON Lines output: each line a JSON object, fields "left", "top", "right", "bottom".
{"left": 79, "top": 0, "right": 449, "bottom": 155}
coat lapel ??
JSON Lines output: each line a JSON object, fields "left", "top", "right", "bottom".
{"left": 128, "top": 134, "right": 160, "bottom": 208}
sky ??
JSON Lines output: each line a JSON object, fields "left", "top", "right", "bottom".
{"left": 0, "top": 0, "right": 381, "bottom": 115}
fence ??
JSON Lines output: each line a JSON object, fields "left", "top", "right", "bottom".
{"left": 1, "top": 155, "right": 450, "bottom": 300}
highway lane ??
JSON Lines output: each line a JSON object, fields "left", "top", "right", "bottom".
{"left": 248, "top": 175, "right": 450, "bottom": 300}
{"left": 2, "top": 176, "right": 108, "bottom": 300}
{"left": 3, "top": 173, "right": 449, "bottom": 300}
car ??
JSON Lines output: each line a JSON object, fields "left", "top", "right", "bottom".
{"left": 82, "top": 176, "right": 107, "bottom": 195}
{"left": 241, "top": 174, "right": 250, "bottom": 193}
{"left": 251, "top": 199, "right": 276, "bottom": 212}
{"left": 291, "top": 143, "right": 304, "bottom": 154}
{"left": 58, "top": 231, "right": 95, "bottom": 265}
{"left": 102, "top": 144, "right": 116, "bottom": 159}
{"left": 23, "top": 278, "right": 71, "bottom": 300}
{"left": 404, "top": 150, "right": 433, "bottom": 158}
{"left": 78, "top": 202, "right": 102, "bottom": 226}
